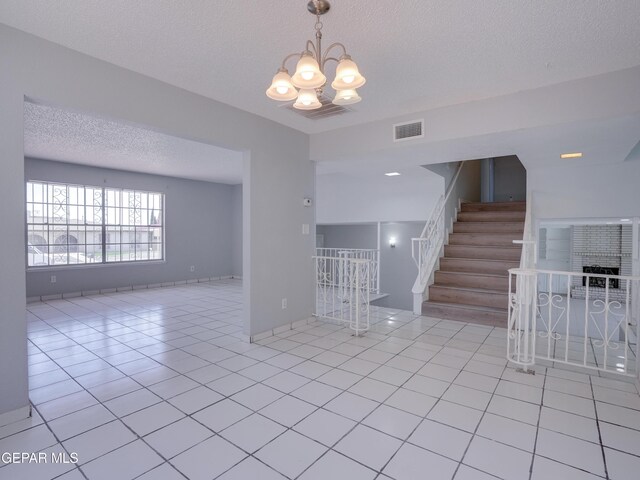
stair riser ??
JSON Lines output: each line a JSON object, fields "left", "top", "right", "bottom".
{"left": 434, "top": 272, "right": 511, "bottom": 291}
{"left": 439, "top": 258, "right": 519, "bottom": 275}
{"left": 453, "top": 222, "right": 524, "bottom": 234}
{"left": 429, "top": 286, "right": 508, "bottom": 309}
{"left": 421, "top": 303, "right": 507, "bottom": 327}
{"left": 449, "top": 233, "right": 521, "bottom": 247}
{"left": 444, "top": 245, "right": 521, "bottom": 261}
{"left": 461, "top": 202, "right": 526, "bottom": 212}
{"left": 458, "top": 212, "right": 526, "bottom": 223}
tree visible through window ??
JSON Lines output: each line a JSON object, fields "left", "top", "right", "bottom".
{"left": 26, "top": 181, "right": 164, "bottom": 267}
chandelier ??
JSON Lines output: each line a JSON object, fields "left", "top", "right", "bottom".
{"left": 266, "top": 0, "right": 366, "bottom": 110}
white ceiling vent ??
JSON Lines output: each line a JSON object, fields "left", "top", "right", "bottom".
{"left": 393, "top": 119, "right": 424, "bottom": 142}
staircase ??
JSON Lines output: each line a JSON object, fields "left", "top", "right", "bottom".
{"left": 422, "top": 201, "right": 525, "bottom": 327}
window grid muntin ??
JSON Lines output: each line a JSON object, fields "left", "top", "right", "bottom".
{"left": 26, "top": 181, "right": 164, "bottom": 267}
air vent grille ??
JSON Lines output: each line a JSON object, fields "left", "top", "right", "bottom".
{"left": 284, "top": 94, "right": 350, "bottom": 119}
{"left": 393, "top": 120, "right": 424, "bottom": 142}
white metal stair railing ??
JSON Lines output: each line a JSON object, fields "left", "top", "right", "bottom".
{"left": 507, "top": 191, "right": 537, "bottom": 368}
{"left": 411, "top": 195, "right": 445, "bottom": 313}
{"left": 507, "top": 268, "right": 640, "bottom": 378}
{"left": 411, "top": 160, "right": 466, "bottom": 314}
{"left": 316, "top": 248, "right": 380, "bottom": 294}
{"left": 313, "top": 255, "right": 371, "bottom": 336}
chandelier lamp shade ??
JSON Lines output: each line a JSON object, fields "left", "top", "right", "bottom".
{"left": 266, "top": 0, "right": 366, "bottom": 110}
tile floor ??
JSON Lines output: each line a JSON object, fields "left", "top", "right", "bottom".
{"left": 1, "top": 279, "right": 639, "bottom": 479}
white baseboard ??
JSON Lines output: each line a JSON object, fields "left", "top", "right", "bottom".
{"left": 29, "top": 275, "right": 242, "bottom": 303}
{"left": 0, "top": 405, "right": 31, "bottom": 428}
{"left": 249, "top": 317, "right": 314, "bottom": 343}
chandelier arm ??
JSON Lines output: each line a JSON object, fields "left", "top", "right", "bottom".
{"left": 321, "top": 42, "right": 348, "bottom": 66}
{"left": 280, "top": 52, "right": 304, "bottom": 70}
{"left": 305, "top": 40, "right": 319, "bottom": 60}
{"left": 321, "top": 56, "right": 341, "bottom": 69}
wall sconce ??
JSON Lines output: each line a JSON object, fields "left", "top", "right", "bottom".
{"left": 389, "top": 237, "right": 396, "bottom": 248}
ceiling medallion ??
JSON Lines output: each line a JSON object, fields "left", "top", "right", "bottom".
{"left": 266, "top": 0, "right": 366, "bottom": 110}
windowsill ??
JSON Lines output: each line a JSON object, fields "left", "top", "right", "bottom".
{"left": 26, "top": 259, "right": 167, "bottom": 272}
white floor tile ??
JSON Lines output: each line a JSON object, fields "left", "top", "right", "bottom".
{"left": 543, "top": 389, "right": 596, "bottom": 418}
{"left": 348, "top": 377, "right": 397, "bottom": 402}
{"left": 192, "top": 398, "right": 251, "bottom": 432}
{"left": 325, "top": 392, "right": 379, "bottom": 422}
{"left": 48, "top": 404, "right": 116, "bottom": 441}
{"left": 463, "top": 436, "right": 532, "bottom": 480}
{"left": 535, "top": 428, "right": 605, "bottom": 477}
{"left": 170, "top": 436, "right": 246, "bottom": 480}
{"left": 531, "top": 456, "right": 602, "bottom": 480}
{"left": 263, "top": 371, "right": 310, "bottom": 393}
{"left": 121, "top": 402, "right": 184, "bottom": 436}
{"left": 217, "top": 457, "right": 286, "bottom": 480}
{"left": 403, "top": 375, "right": 450, "bottom": 398}
{"left": 317, "top": 369, "right": 363, "bottom": 390}
{"left": 599, "top": 421, "right": 640, "bottom": 456}
{"left": 293, "top": 408, "right": 356, "bottom": 447}
{"left": 538, "top": 406, "right": 600, "bottom": 443}
{"left": 62, "top": 420, "right": 136, "bottom": 464}
{"left": 409, "top": 419, "right": 472, "bottom": 461}
{"left": 384, "top": 388, "right": 438, "bottom": 417}
{"left": 144, "top": 417, "right": 213, "bottom": 458}
{"left": 255, "top": 430, "right": 327, "bottom": 479}
{"left": 206, "top": 373, "right": 255, "bottom": 396}
{"left": 103, "top": 388, "right": 162, "bottom": 417}
{"left": 81, "top": 440, "right": 163, "bottom": 480}
{"left": 427, "top": 400, "right": 483, "bottom": 433}
{"left": 167, "top": 385, "right": 223, "bottom": 414}
{"left": 442, "top": 384, "right": 492, "bottom": 411}
{"left": 231, "top": 384, "right": 283, "bottom": 411}
{"left": 300, "top": 451, "right": 376, "bottom": 480}
{"left": 605, "top": 447, "right": 640, "bottom": 480}
{"left": 220, "top": 413, "right": 286, "bottom": 453}
{"left": 486, "top": 394, "right": 540, "bottom": 425}
{"left": 291, "top": 380, "right": 342, "bottom": 406}
{"left": 362, "top": 404, "right": 421, "bottom": 440}
{"left": 383, "top": 443, "right": 458, "bottom": 480}
{"left": 259, "top": 395, "right": 317, "bottom": 427}
{"left": 476, "top": 412, "right": 537, "bottom": 452}
{"left": 334, "top": 425, "right": 402, "bottom": 472}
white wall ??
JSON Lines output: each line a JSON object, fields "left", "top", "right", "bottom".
{"left": 0, "top": 24, "right": 314, "bottom": 419}
{"left": 529, "top": 160, "right": 640, "bottom": 220}
{"left": 316, "top": 169, "right": 444, "bottom": 224}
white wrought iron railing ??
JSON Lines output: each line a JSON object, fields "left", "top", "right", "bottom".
{"left": 508, "top": 268, "right": 640, "bottom": 378}
{"left": 315, "top": 248, "right": 380, "bottom": 294}
{"left": 411, "top": 161, "right": 465, "bottom": 314}
{"left": 313, "top": 255, "right": 371, "bottom": 336}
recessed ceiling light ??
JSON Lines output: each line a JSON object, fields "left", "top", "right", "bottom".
{"left": 621, "top": 218, "right": 631, "bottom": 222}
{"left": 560, "top": 152, "right": 583, "bottom": 159}
{"left": 385, "top": 172, "right": 401, "bottom": 176}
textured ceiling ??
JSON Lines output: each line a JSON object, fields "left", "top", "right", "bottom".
{"left": 24, "top": 102, "right": 243, "bottom": 184}
{"left": 2, "top": 1, "right": 640, "bottom": 134}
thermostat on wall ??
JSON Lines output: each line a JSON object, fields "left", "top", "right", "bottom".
{"left": 303, "top": 198, "right": 312, "bottom": 207}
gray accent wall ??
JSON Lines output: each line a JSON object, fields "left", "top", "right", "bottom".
{"left": 317, "top": 222, "right": 423, "bottom": 311}
{"left": 0, "top": 24, "right": 313, "bottom": 419}
{"left": 25, "top": 158, "right": 239, "bottom": 297}
{"left": 316, "top": 224, "right": 377, "bottom": 250}
{"left": 494, "top": 155, "right": 526, "bottom": 202}
{"left": 231, "top": 184, "right": 243, "bottom": 277}
{"left": 377, "top": 222, "right": 424, "bottom": 311}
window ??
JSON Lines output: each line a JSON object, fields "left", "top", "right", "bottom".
{"left": 26, "top": 181, "right": 164, "bottom": 267}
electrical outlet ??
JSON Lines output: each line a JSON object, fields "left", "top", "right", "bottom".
{"left": 302, "top": 224, "right": 310, "bottom": 235}
{"left": 189, "top": 265, "right": 195, "bottom": 272}
{"left": 281, "top": 298, "right": 287, "bottom": 309}
{"left": 50, "top": 275, "right": 56, "bottom": 283}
